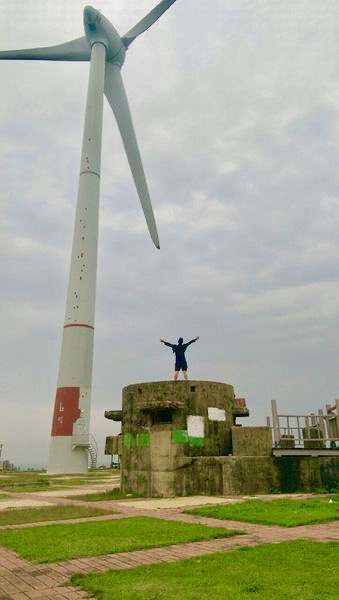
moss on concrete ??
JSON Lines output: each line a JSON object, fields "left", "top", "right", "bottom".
{"left": 106, "top": 380, "right": 338, "bottom": 497}
{"left": 232, "top": 427, "right": 272, "bottom": 456}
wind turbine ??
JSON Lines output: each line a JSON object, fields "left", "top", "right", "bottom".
{"left": 0, "top": 0, "right": 177, "bottom": 473}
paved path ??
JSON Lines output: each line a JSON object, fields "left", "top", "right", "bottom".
{"left": 0, "top": 491, "right": 338, "bottom": 599}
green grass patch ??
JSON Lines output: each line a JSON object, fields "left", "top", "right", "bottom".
{"left": 0, "top": 505, "right": 114, "bottom": 526}
{"left": 0, "top": 494, "right": 10, "bottom": 500}
{"left": 65, "top": 488, "right": 142, "bottom": 502}
{"left": 0, "top": 470, "right": 117, "bottom": 493}
{"left": 187, "top": 497, "right": 339, "bottom": 527}
{"left": 71, "top": 540, "right": 339, "bottom": 600}
{"left": 49, "top": 478, "right": 112, "bottom": 488}
{"left": 0, "top": 517, "right": 240, "bottom": 562}
{"left": 0, "top": 475, "right": 51, "bottom": 493}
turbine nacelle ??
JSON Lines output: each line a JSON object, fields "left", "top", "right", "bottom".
{"left": 83, "top": 5, "right": 126, "bottom": 66}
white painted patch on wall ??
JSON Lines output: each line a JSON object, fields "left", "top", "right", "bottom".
{"left": 208, "top": 407, "right": 226, "bottom": 421}
{"left": 187, "top": 415, "right": 205, "bottom": 438}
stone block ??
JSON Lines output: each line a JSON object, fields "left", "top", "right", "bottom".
{"left": 233, "top": 397, "right": 250, "bottom": 417}
{"left": 232, "top": 426, "right": 272, "bottom": 456}
{"left": 222, "top": 456, "right": 280, "bottom": 494}
{"left": 303, "top": 427, "right": 325, "bottom": 449}
{"left": 105, "top": 435, "right": 122, "bottom": 455}
{"left": 104, "top": 410, "right": 122, "bottom": 421}
{"left": 280, "top": 434, "right": 295, "bottom": 449}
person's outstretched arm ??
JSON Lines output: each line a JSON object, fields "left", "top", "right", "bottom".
{"left": 160, "top": 339, "right": 174, "bottom": 348}
{"left": 184, "top": 336, "right": 199, "bottom": 348}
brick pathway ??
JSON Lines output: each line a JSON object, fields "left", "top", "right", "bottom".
{"left": 0, "top": 492, "right": 338, "bottom": 599}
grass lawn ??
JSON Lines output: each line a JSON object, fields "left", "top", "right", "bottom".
{"left": 187, "top": 497, "right": 339, "bottom": 527}
{"left": 0, "top": 470, "right": 116, "bottom": 493}
{"left": 0, "top": 505, "right": 114, "bottom": 526}
{"left": 0, "top": 494, "right": 9, "bottom": 500}
{"left": 0, "top": 517, "right": 240, "bottom": 563}
{"left": 47, "top": 478, "right": 114, "bottom": 488}
{"left": 71, "top": 540, "right": 339, "bottom": 600}
{"left": 0, "top": 475, "right": 51, "bottom": 493}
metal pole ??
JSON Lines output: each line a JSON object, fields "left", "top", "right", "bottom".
{"left": 296, "top": 415, "right": 300, "bottom": 444}
{"left": 336, "top": 399, "right": 339, "bottom": 439}
{"left": 47, "top": 42, "right": 106, "bottom": 473}
{"left": 318, "top": 409, "right": 326, "bottom": 442}
{"left": 271, "top": 399, "right": 280, "bottom": 445}
{"left": 325, "top": 404, "right": 333, "bottom": 441}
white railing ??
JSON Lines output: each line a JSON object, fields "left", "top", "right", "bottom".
{"left": 269, "top": 399, "right": 339, "bottom": 448}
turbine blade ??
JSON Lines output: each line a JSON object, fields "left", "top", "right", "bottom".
{"left": 104, "top": 63, "right": 160, "bottom": 249}
{"left": 0, "top": 36, "right": 91, "bottom": 61}
{"left": 122, "top": 0, "right": 177, "bottom": 47}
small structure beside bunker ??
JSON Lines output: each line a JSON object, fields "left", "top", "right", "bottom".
{"left": 105, "top": 380, "right": 339, "bottom": 496}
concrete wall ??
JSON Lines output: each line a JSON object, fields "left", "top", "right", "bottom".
{"left": 277, "top": 456, "right": 338, "bottom": 493}
{"left": 232, "top": 426, "right": 272, "bottom": 456}
{"left": 121, "top": 453, "right": 338, "bottom": 497}
{"left": 119, "top": 380, "right": 247, "bottom": 495}
{"left": 106, "top": 380, "right": 338, "bottom": 497}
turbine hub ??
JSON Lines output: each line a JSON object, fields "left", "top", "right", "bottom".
{"left": 83, "top": 5, "right": 125, "bottom": 66}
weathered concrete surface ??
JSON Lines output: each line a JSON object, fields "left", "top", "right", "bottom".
{"left": 104, "top": 410, "right": 122, "bottom": 421}
{"left": 277, "top": 455, "right": 338, "bottom": 493}
{"left": 105, "top": 380, "right": 338, "bottom": 497}
{"left": 280, "top": 434, "right": 295, "bottom": 449}
{"left": 105, "top": 435, "right": 122, "bottom": 455}
{"left": 221, "top": 457, "right": 280, "bottom": 495}
{"left": 118, "top": 381, "right": 248, "bottom": 496}
{"left": 232, "top": 426, "right": 272, "bottom": 456}
{"left": 303, "top": 426, "right": 325, "bottom": 449}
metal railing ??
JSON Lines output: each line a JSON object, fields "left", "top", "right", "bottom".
{"left": 88, "top": 434, "right": 98, "bottom": 469}
{"left": 269, "top": 399, "right": 339, "bottom": 448}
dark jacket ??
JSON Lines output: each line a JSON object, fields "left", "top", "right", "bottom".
{"left": 162, "top": 338, "right": 198, "bottom": 368}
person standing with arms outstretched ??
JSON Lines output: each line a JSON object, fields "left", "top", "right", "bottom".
{"left": 160, "top": 336, "right": 199, "bottom": 380}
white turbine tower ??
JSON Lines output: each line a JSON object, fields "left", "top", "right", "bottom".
{"left": 0, "top": 0, "right": 177, "bottom": 473}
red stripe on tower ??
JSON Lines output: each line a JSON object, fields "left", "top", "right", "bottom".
{"left": 64, "top": 323, "right": 94, "bottom": 330}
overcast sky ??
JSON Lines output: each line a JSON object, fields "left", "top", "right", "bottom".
{"left": 1, "top": 0, "right": 339, "bottom": 468}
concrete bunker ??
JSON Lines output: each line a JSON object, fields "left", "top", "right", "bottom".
{"left": 105, "top": 380, "right": 339, "bottom": 497}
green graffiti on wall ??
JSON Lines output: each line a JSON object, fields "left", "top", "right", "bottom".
{"left": 172, "top": 429, "right": 189, "bottom": 444}
{"left": 123, "top": 432, "right": 132, "bottom": 449}
{"left": 171, "top": 430, "right": 204, "bottom": 448}
{"left": 188, "top": 437, "right": 204, "bottom": 448}
{"left": 137, "top": 432, "right": 150, "bottom": 448}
